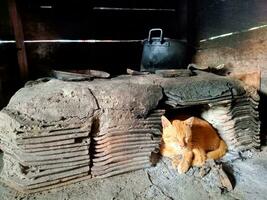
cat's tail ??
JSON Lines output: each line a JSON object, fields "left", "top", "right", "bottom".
{"left": 207, "top": 140, "right": 227, "bottom": 160}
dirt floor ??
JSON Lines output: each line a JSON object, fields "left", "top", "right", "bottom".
{"left": 0, "top": 147, "right": 267, "bottom": 200}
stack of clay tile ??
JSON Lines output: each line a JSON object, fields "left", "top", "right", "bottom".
{"left": 91, "top": 109, "right": 165, "bottom": 178}
{"left": 0, "top": 72, "right": 262, "bottom": 193}
{"left": 0, "top": 109, "right": 91, "bottom": 193}
{"left": 163, "top": 74, "right": 261, "bottom": 156}
{"left": 201, "top": 87, "right": 260, "bottom": 154}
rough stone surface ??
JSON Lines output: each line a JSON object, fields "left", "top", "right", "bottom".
{"left": 0, "top": 77, "right": 165, "bottom": 192}
{"left": 1, "top": 148, "right": 267, "bottom": 200}
{"left": 6, "top": 80, "right": 99, "bottom": 123}
{"left": 112, "top": 72, "right": 246, "bottom": 106}
{"left": 88, "top": 79, "right": 163, "bottom": 117}
{"left": 0, "top": 73, "right": 261, "bottom": 194}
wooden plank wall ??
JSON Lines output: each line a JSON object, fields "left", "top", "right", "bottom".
{"left": 196, "top": 0, "right": 267, "bottom": 40}
{"left": 12, "top": 0, "right": 187, "bottom": 78}
{"left": 19, "top": 0, "right": 186, "bottom": 40}
{"left": 1, "top": 0, "right": 267, "bottom": 99}
{"left": 0, "top": 0, "right": 12, "bottom": 40}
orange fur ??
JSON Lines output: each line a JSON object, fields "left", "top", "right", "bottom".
{"left": 229, "top": 70, "right": 261, "bottom": 90}
{"left": 160, "top": 115, "right": 227, "bottom": 173}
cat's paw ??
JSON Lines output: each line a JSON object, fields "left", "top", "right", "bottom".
{"left": 192, "top": 149, "right": 206, "bottom": 167}
{"left": 171, "top": 157, "right": 180, "bottom": 168}
{"left": 192, "top": 156, "right": 206, "bottom": 167}
{"left": 177, "top": 162, "right": 190, "bottom": 174}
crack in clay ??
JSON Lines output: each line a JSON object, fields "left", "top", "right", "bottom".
{"left": 87, "top": 88, "right": 100, "bottom": 110}
{"left": 146, "top": 171, "right": 174, "bottom": 200}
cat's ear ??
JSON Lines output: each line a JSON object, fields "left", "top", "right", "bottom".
{"left": 184, "top": 117, "right": 194, "bottom": 127}
{"left": 185, "top": 131, "right": 192, "bottom": 144}
{"left": 161, "top": 116, "right": 172, "bottom": 128}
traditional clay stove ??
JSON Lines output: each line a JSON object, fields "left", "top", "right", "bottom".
{"left": 0, "top": 70, "right": 260, "bottom": 193}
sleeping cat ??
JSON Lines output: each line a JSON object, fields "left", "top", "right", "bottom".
{"left": 160, "top": 115, "right": 227, "bottom": 174}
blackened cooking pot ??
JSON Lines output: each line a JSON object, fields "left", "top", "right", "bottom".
{"left": 140, "top": 28, "right": 191, "bottom": 73}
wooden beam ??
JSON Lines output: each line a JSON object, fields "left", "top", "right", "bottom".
{"left": 8, "top": 0, "right": 28, "bottom": 80}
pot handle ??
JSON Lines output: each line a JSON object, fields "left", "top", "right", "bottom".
{"left": 148, "top": 28, "right": 163, "bottom": 43}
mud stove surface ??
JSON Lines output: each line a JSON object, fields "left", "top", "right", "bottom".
{"left": 0, "top": 71, "right": 261, "bottom": 194}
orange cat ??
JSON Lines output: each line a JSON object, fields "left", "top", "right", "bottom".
{"left": 160, "top": 115, "right": 227, "bottom": 174}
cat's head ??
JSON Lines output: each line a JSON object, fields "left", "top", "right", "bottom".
{"left": 161, "top": 116, "right": 193, "bottom": 147}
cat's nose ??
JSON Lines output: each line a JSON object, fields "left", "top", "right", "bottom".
{"left": 180, "top": 142, "right": 185, "bottom": 147}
